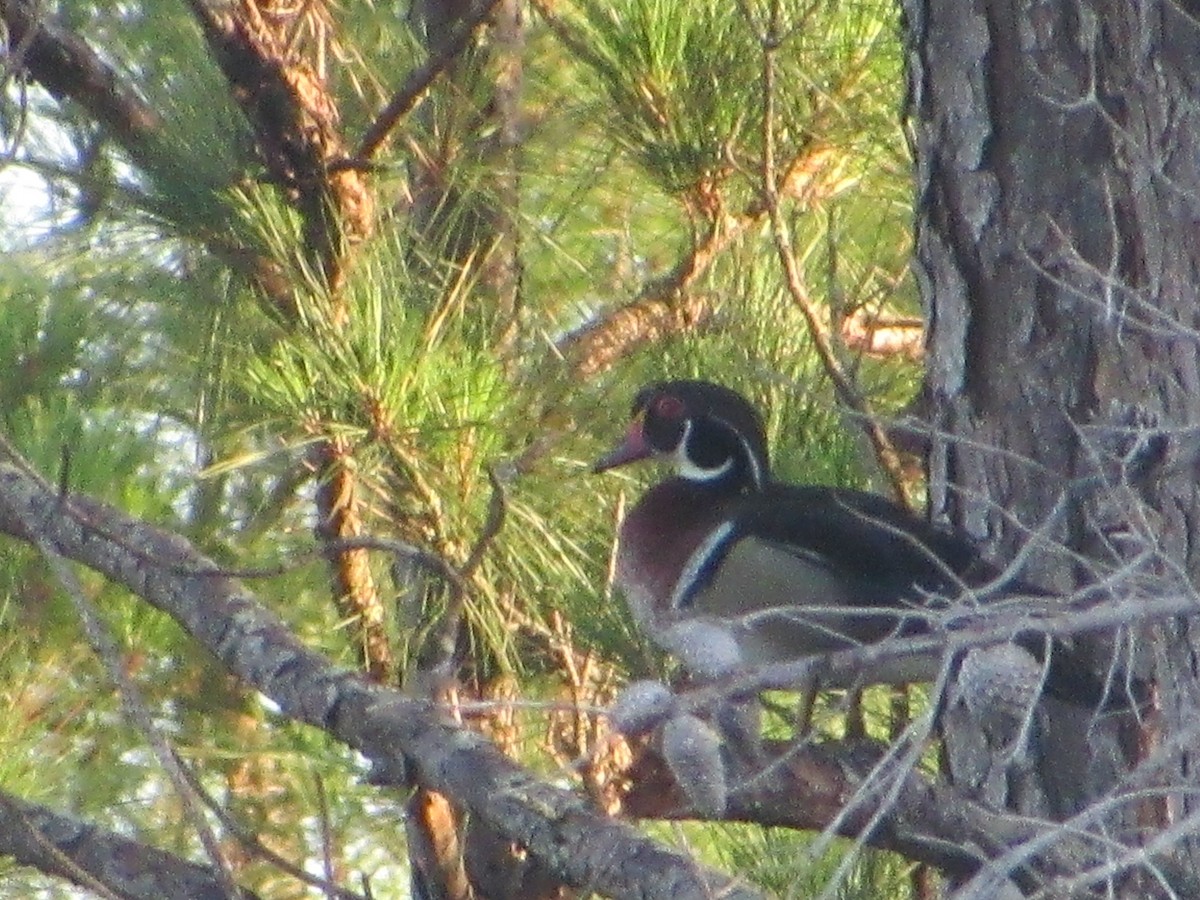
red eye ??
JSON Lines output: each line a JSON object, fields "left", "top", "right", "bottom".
{"left": 652, "top": 394, "right": 685, "bottom": 420}
{"left": 637, "top": 391, "right": 688, "bottom": 453}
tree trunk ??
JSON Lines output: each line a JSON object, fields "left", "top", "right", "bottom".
{"left": 907, "top": 0, "right": 1200, "bottom": 891}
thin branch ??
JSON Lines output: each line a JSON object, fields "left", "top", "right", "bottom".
{"left": 170, "top": 749, "right": 368, "bottom": 900}
{"left": 665, "top": 585, "right": 1189, "bottom": 718}
{"left": 0, "top": 0, "right": 163, "bottom": 142}
{"left": 28, "top": 535, "right": 242, "bottom": 898}
{"left": 0, "top": 457, "right": 761, "bottom": 900}
{"left": 462, "top": 465, "right": 508, "bottom": 579}
{"left": 314, "top": 775, "right": 338, "bottom": 900}
{"left": 6, "top": 444, "right": 1193, "bottom": 891}
{"left": 348, "top": 0, "right": 504, "bottom": 164}
{"left": 753, "top": 7, "right": 912, "bottom": 506}
{"left": 534, "top": 0, "right": 852, "bottom": 383}
{"left": 0, "top": 17, "right": 32, "bottom": 169}
{"left": 417, "top": 465, "right": 509, "bottom": 675}
{"left": 0, "top": 788, "right": 261, "bottom": 900}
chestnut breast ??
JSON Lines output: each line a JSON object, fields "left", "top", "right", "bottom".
{"left": 615, "top": 479, "right": 736, "bottom": 630}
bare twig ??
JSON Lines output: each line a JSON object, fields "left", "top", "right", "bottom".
{"left": 417, "top": 464, "right": 509, "bottom": 675}
{"left": 314, "top": 775, "right": 338, "bottom": 900}
{"left": 752, "top": 2, "right": 912, "bottom": 506}
{"left": 170, "top": 749, "right": 368, "bottom": 900}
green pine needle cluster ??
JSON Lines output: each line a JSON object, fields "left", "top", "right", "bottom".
{"left": 0, "top": 0, "right": 924, "bottom": 895}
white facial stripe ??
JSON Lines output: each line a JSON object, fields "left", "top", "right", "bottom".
{"left": 670, "top": 420, "right": 734, "bottom": 481}
{"left": 675, "top": 453, "right": 733, "bottom": 481}
{"left": 671, "top": 416, "right": 766, "bottom": 487}
{"left": 726, "top": 418, "right": 765, "bottom": 488}
{"left": 669, "top": 521, "right": 736, "bottom": 610}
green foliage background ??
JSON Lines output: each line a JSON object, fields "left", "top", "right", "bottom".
{"left": 0, "top": 0, "right": 922, "bottom": 896}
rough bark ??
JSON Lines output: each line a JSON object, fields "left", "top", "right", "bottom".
{"left": 908, "top": 0, "right": 1200, "bottom": 889}
{"left": 0, "top": 0, "right": 162, "bottom": 138}
{"left": 0, "top": 0, "right": 298, "bottom": 305}
{"left": 0, "top": 463, "right": 761, "bottom": 899}
{"left": 0, "top": 788, "right": 260, "bottom": 900}
{"left": 397, "top": 2, "right": 536, "bottom": 891}
{"left": 312, "top": 437, "right": 392, "bottom": 682}
{"left": 11, "top": 451, "right": 1200, "bottom": 894}
{"left": 406, "top": 0, "right": 524, "bottom": 344}
{"left": 188, "top": 1, "right": 393, "bottom": 694}
{"left": 187, "top": 0, "right": 374, "bottom": 301}
{"left": 623, "top": 735, "right": 1198, "bottom": 897}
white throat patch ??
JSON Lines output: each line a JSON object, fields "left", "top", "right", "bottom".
{"left": 670, "top": 421, "right": 732, "bottom": 481}
{"left": 670, "top": 418, "right": 765, "bottom": 487}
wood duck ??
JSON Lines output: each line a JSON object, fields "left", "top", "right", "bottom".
{"left": 594, "top": 379, "right": 1130, "bottom": 709}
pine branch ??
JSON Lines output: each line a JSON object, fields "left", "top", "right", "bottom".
{"left": 754, "top": 8, "right": 912, "bottom": 508}
{"left": 0, "top": 458, "right": 762, "bottom": 900}
{"left": 4, "top": 448, "right": 1192, "bottom": 894}
{"left": 311, "top": 437, "right": 391, "bottom": 683}
{"left": 0, "top": 0, "right": 332, "bottom": 318}
{"left": 186, "top": 0, "right": 374, "bottom": 298}
{"left": 186, "top": 1, "right": 390, "bottom": 683}
{"left": 350, "top": 0, "right": 504, "bottom": 164}
{"left": 552, "top": 135, "right": 852, "bottom": 380}
{"left": 0, "top": 0, "right": 162, "bottom": 144}
{"left": 0, "top": 787, "right": 260, "bottom": 900}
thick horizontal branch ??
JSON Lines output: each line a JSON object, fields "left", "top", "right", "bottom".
{"left": 622, "top": 735, "right": 989, "bottom": 878}
{"left": 0, "top": 787, "right": 258, "bottom": 900}
{"left": 621, "top": 699, "right": 1193, "bottom": 895}
{"left": 7, "top": 455, "right": 1187, "bottom": 893}
{"left": 722, "top": 732, "right": 1200, "bottom": 897}
{"left": 0, "top": 462, "right": 758, "bottom": 900}
{"left": 616, "top": 576, "right": 1200, "bottom": 894}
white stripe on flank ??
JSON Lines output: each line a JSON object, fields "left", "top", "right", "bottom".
{"left": 669, "top": 521, "right": 736, "bottom": 610}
